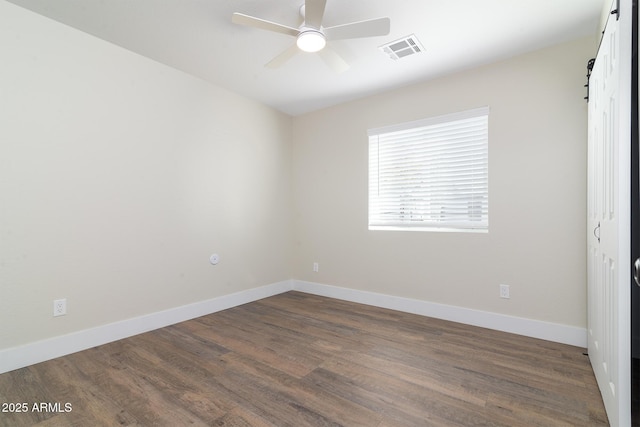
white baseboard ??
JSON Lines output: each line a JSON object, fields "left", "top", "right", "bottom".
{"left": 1, "top": 278, "right": 587, "bottom": 374}
{"left": 0, "top": 280, "right": 293, "bottom": 374}
{"left": 293, "top": 280, "right": 587, "bottom": 348}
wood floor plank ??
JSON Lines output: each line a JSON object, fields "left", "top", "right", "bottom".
{"left": 0, "top": 291, "right": 608, "bottom": 426}
{"left": 220, "top": 352, "right": 383, "bottom": 427}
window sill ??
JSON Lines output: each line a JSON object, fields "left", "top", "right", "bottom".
{"left": 368, "top": 225, "right": 488, "bottom": 234}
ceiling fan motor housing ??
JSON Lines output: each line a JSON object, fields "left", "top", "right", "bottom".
{"left": 297, "top": 28, "right": 326, "bottom": 52}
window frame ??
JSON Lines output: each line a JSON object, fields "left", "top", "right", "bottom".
{"left": 368, "top": 106, "right": 489, "bottom": 233}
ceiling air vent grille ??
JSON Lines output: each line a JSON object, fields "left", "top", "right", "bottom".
{"left": 379, "top": 34, "right": 424, "bottom": 60}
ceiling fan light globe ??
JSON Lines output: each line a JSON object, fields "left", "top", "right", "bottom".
{"left": 297, "top": 30, "right": 326, "bottom": 52}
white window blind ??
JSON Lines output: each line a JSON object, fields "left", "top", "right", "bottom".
{"left": 368, "top": 107, "right": 489, "bottom": 231}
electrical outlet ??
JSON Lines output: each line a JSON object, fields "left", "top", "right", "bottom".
{"left": 313, "top": 262, "right": 319, "bottom": 272}
{"left": 53, "top": 298, "right": 67, "bottom": 317}
{"left": 499, "top": 284, "right": 510, "bottom": 299}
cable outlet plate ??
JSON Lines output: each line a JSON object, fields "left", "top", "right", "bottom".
{"left": 53, "top": 298, "right": 67, "bottom": 316}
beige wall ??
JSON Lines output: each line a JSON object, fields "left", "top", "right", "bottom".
{"left": 1, "top": 0, "right": 598, "bottom": 353}
{"left": 0, "top": 1, "right": 293, "bottom": 350}
{"left": 292, "top": 36, "right": 595, "bottom": 329}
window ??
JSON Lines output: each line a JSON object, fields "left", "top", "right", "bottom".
{"left": 368, "top": 107, "right": 489, "bottom": 232}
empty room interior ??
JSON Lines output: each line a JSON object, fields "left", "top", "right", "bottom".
{"left": 1, "top": 0, "right": 639, "bottom": 425}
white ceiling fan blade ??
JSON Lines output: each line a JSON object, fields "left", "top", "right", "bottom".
{"left": 304, "top": 0, "right": 327, "bottom": 29}
{"left": 324, "top": 17, "right": 391, "bottom": 41}
{"left": 318, "top": 47, "right": 350, "bottom": 73}
{"left": 232, "top": 13, "right": 299, "bottom": 37}
{"left": 265, "top": 44, "right": 300, "bottom": 69}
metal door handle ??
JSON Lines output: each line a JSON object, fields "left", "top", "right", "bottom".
{"left": 634, "top": 258, "right": 640, "bottom": 287}
{"left": 594, "top": 222, "right": 600, "bottom": 243}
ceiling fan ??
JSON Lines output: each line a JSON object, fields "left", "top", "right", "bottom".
{"left": 231, "top": 0, "right": 391, "bottom": 72}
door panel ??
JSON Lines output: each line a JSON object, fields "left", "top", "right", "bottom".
{"left": 587, "top": 1, "right": 632, "bottom": 425}
{"left": 588, "top": 0, "right": 619, "bottom": 420}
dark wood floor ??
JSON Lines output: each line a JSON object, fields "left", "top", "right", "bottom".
{"left": 0, "top": 291, "right": 608, "bottom": 426}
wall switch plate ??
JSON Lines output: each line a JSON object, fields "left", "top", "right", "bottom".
{"left": 313, "top": 262, "right": 319, "bottom": 272}
{"left": 53, "top": 298, "right": 67, "bottom": 316}
{"left": 499, "top": 284, "right": 510, "bottom": 299}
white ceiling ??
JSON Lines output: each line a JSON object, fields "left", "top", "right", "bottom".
{"left": 7, "top": 0, "right": 604, "bottom": 116}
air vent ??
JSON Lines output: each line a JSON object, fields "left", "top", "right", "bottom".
{"left": 379, "top": 34, "right": 424, "bottom": 60}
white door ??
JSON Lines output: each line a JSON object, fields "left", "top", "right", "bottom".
{"left": 587, "top": 1, "right": 631, "bottom": 426}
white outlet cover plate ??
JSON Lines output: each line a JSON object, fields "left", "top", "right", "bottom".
{"left": 53, "top": 298, "right": 67, "bottom": 316}
{"left": 499, "top": 284, "right": 510, "bottom": 299}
